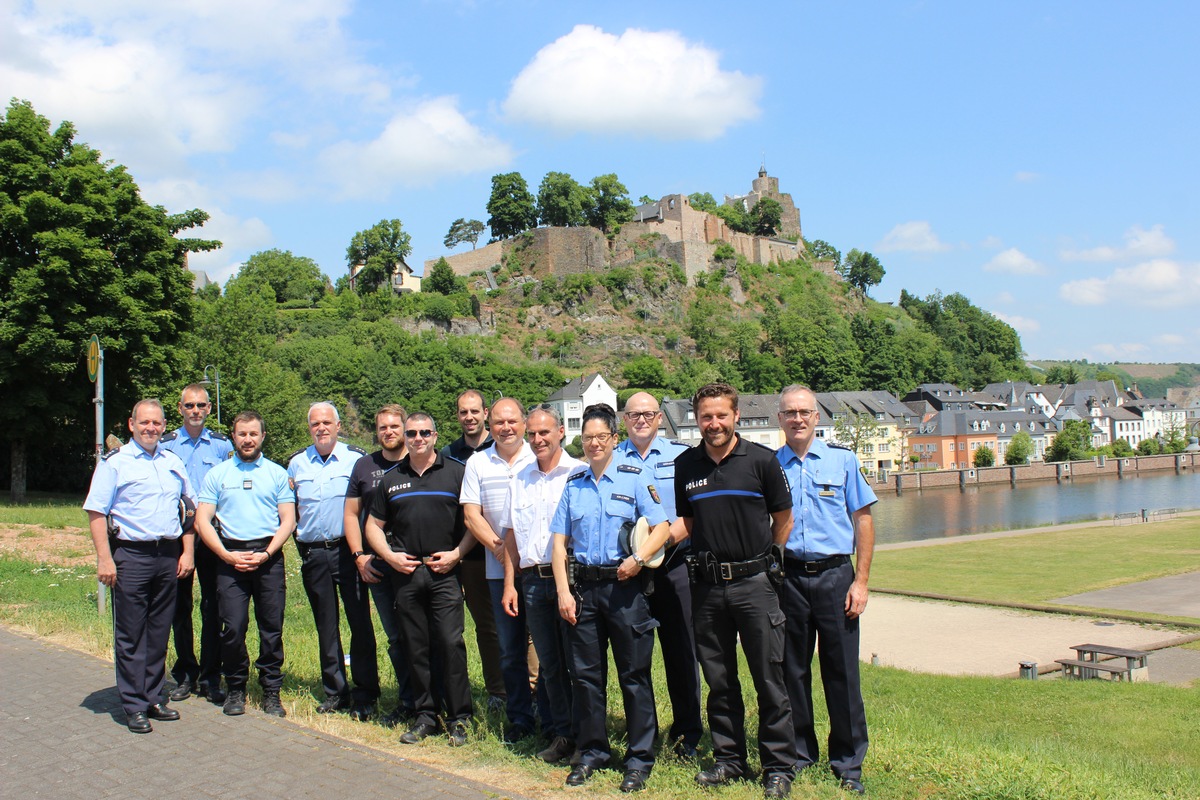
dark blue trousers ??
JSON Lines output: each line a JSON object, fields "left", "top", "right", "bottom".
{"left": 170, "top": 537, "right": 221, "bottom": 691}
{"left": 111, "top": 539, "right": 179, "bottom": 716}
{"left": 215, "top": 550, "right": 286, "bottom": 691}
{"left": 299, "top": 540, "right": 379, "bottom": 703}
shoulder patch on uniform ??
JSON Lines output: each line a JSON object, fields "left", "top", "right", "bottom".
{"left": 286, "top": 446, "right": 307, "bottom": 462}
{"left": 346, "top": 444, "right": 367, "bottom": 456}
{"left": 226, "top": 449, "right": 236, "bottom": 459}
{"left": 210, "top": 431, "right": 229, "bottom": 441}
{"left": 160, "top": 431, "right": 178, "bottom": 443}
{"left": 567, "top": 469, "right": 589, "bottom": 481}
{"left": 827, "top": 443, "right": 853, "bottom": 452}
{"left": 102, "top": 447, "right": 121, "bottom": 461}
{"left": 617, "top": 464, "right": 642, "bottom": 474}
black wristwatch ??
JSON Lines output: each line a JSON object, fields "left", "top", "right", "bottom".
{"left": 352, "top": 551, "right": 367, "bottom": 558}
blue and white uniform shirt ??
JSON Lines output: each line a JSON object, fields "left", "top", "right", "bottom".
{"left": 83, "top": 441, "right": 193, "bottom": 542}
{"left": 775, "top": 438, "right": 877, "bottom": 560}
{"left": 551, "top": 460, "right": 667, "bottom": 566}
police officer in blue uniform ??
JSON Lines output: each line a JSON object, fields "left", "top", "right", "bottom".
{"left": 615, "top": 391, "right": 704, "bottom": 759}
{"left": 288, "top": 402, "right": 378, "bottom": 719}
{"left": 775, "top": 385, "right": 876, "bottom": 796}
{"left": 84, "top": 399, "right": 194, "bottom": 733}
{"left": 195, "top": 410, "right": 296, "bottom": 718}
{"left": 159, "top": 383, "right": 231, "bottom": 703}
{"left": 551, "top": 403, "right": 670, "bottom": 793}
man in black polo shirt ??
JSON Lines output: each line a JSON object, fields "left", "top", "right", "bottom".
{"left": 674, "top": 383, "right": 796, "bottom": 799}
{"left": 365, "top": 412, "right": 474, "bottom": 747}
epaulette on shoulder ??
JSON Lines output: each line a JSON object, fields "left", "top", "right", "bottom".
{"left": 160, "top": 431, "right": 178, "bottom": 443}
{"left": 345, "top": 443, "right": 367, "bottom": 456}
{"left": 617, "top": 464, "right": 642, "bottom": 474}
{"left": 827, "top": 442, "right": 853, "bottom": 452}
{"left": 210, "top": 431, "right": 229, "bottom": 441}
{"left": 286, "top": 446, "right": 307, "bottom": 463}
{"left": 102, "top": 447, "right": 121, "bottom": 461}
{"left": 567, "top": 469, "right": 589, "bottom": 481}
{"left": 669, "top": 440, "right": 688, "bottom": 447}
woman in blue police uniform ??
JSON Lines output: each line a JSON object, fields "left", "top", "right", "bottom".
{"left": 550, "top": 404, "right": 670, "bottom": 793}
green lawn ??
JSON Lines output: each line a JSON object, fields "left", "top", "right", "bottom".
{"left": 2, "top": 520, "right": 1199, "bottom": 798}
{"left": 0, "top": 493, "right": 88, "bottom": 528}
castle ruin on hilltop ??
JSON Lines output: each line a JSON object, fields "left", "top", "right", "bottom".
{"left": 428, "top": 168, "right": 824, "bottom": 283}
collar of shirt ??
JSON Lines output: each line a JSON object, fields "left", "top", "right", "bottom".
{"left": 778, "top": 436, "right": 828, "bottom": 467}
{"left": 233, "top": 453, "right": 265, "bottom": 470}
{"left": 304, "top": 441, "right": 347, "bottom": 464}
{"left": 127, "top": 440, "right": 164, "bottom": 460}
{"left": 483, "top": 440, "right": 534, "bottom": 468}
{"left": 617, "top": 437, "right": 661, "bottom": 461}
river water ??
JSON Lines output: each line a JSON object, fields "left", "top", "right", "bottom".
{"left": 871, "top": 469, "right": 1200, "bottom": 544}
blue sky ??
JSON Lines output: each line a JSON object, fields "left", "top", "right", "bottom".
{"left": 4, "top": 1, "right": 1197, "bottom": 363}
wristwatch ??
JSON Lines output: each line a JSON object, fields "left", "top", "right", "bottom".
{"left": 632, "top": 553, "right": 646, "bottom": 568}
{"left": 352, "top": 551, "right": 367, "bottom": 558}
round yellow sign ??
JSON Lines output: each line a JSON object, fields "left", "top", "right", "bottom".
{"left": 86, "top": 335, "right": 100, "bottom": 382}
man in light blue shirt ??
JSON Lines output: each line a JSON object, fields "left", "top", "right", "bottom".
{"left": 287, "top": 402, "right": 377, "bottom": 719}
{"left": 196, "top": 410, "right": 295, "bottom": 719}
{"left": 775, "top": 385, "right": 876, "bottom": 796}
{"left": 84, "top": 398, "right": 193, "bottom": 733}
{"left": 159, "top": 383, "right": 231, "bottom": 703}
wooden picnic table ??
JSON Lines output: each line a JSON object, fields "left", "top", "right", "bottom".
{"left": 1055, "top": 643, "right": 1151, "bottom": 682}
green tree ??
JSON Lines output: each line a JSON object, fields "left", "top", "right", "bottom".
{"left": 973, "top": 445, "right": 996, "bottom": 467}
{"left": 1095, "top": 369, "right": 1123, "bottom": 385}
{"left": 486, "top": 172, "right": 537, "bottom": 240}
{"left": 806, "top": 239, "right": 842, "bottom": 267}
{"left": 1044, "top": 364, "right": 1081, "bottom": 384}
{"left": 536, "top": 171, "right": 589, "bottom": 228}
{"left": 832, "top": 409, "right": 884, "bottom": 459}
{"left": 424, "top": 257, "right": 461, "bottom": 295}
{"left": 443, "top": 218, "right": 486, "bottom": 250}
{"left": 750, "top": 198, "right": 782, "bottom": 237}
{"left": 231, "top": 248, "right": 325, "bottom": 306}
{"left": 1136, "top": 437, "right": 1161, "bottom": 455}
{"left": 688, "top": 192, "right": 719, "bottom": 213}
{"left": 714, "top": 203, "right": 751, "bottom": 234}
{"left": 622, "top": 355, "right": 667, "bottom": 389}
{"left": 843, "top": 249, "right": 886, "bottom": 295}
{"left": 0, "top": 99, "right": 211, "bottom": 500}
{"left": 585, "top": 173, "right": 634, "bottom": 233}
{"left": 1004, "top": 431, "right": 1033, "bottom": 464}
{"left": 345, "top": 219, "right": 411, "bottom": 295}
{"left": 1046, "top": 419, "right": 1093, "bottom": 462}
{"left": 1110, "top": 438, "right": 1134, "bottom": 457}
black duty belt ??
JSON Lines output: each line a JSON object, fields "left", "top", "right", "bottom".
{"left": 297, "top": 538, "right": 344, "bottom": 556}
{"left": 713, "top": 555, "right": 770, "bottom": 582}
{"left": 521, "top": 564, "right": 555, "bottom": 579}
{"left": 112, "top": 537, "right": 181, "bottom": 554}
{"left": 220, "top": 536, "right": 273, "bottom": 552}
{"left": 785, "top": 554, "right": 851, "bottom": 575}
{"left": 573, "top": 563, "right": 621, "bottom": 582}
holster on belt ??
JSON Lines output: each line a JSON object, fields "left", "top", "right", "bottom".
{"left": 767, "top": 543, "right": 785, "bottom": 588}
{"left": 639, "top": 567, "right": 655, "bottom": 597}
{"left": 699, "top": 551, "right": 720, "bottom": 583}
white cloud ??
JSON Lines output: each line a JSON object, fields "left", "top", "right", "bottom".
{"left": 994, "top": 312, "right": 1040, "bottom": 334}
{"left": 320, "top": 97, "right": 515, "bottom": 198}
{"left": 503, "top": 25, "right": 762, "bottom": 140}
{"left": 1090, "top": 342, "right": 1150, "bottom": 361}
{"left": 983, "top": 248, "right": 1043, "bottom": 275}
{"left": 877, "top": 221, "right": 951, "bottom": 253}
{"left": 1058, "top": 259, "right": 1200, "bottom": 308}
{"left": 1155, "top": 333, "right": 1186, "bottom": 347}
{"left": 981, "top": 235, "right": 1004, "bottom": 249}
{"left": 1060, "top": 224, "right": 1176, "bottom": 262}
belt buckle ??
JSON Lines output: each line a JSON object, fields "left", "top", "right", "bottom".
{"left": 719, "top": 562, "right": 734, "bottom": 581}
{"left": 803, "top": 560, "right": 820, "bottom": 574}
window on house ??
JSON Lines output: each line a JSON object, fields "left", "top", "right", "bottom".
{"left": 567, "top": 418, "right": 581, "bottom": 430}
{"left": 879, "top": 442, "right": 890, "bottom": 453}
{"left": 959, "top": 443, "right": 966, "bottom": 451}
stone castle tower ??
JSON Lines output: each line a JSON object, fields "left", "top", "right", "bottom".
{"left": 725, "top": 166, "right": 802, "bottom": 240}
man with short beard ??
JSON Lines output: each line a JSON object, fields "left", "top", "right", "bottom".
{"left": 195, "top": 410, "right": 295, "bottom": 718}
{"left": 160, "top": 384, "right": 231, "bottom": 704}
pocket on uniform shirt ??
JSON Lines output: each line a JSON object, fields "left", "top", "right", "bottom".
{"left": 605, "top": 499, "right": 636, "bottom": 522}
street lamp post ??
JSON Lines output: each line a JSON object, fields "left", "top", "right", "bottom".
{"left": 201, "top": 365, "right": 221, "bottom": 427}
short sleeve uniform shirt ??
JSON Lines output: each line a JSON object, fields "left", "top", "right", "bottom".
{"left": 287, "top": 441, "right": 364, "bottom": 543}
{"left": 775, "top": 439, "right": 877, "bottom": 559}
{"left": 83, "top": 441, "right": 193, "bottom": 542}
{"left": 551, "top": 459, "right": 668, "bottom": 566}
{"left": 160, "top": 427, "right": 232, "bottom": 497}
{"left": 199, "top": 454, "right": 292, "bottom": 542}
{"left": 369, "top": 452, "right": 466, "bottom": 556}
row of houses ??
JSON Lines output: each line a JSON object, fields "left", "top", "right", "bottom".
{"left": 544, "top": 374, "right": 1196, "bottom": 480}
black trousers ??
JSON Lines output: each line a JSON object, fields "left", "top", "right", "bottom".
{"left": 170, "top": 536, "right": 221, "bottom": 690}
{"left": 692, "top": 572, "right": 795, "bottom": 777}
{"left": 111, "top": 539, "right": 179, "bottom": 716}
{"left": 781, "top": 561, "right": 868, "bottom": 779}
{"left": 367, "top": 558, "right": 415, "bottom": 711}
{"left": 215, "top": 550, "right": 286, "bottom": 691}
{"left": 567, "top": 577, "right": 659, "bottom": 773}
{"left": 299, "top": 540, "right": 380, "bottom": 703}
{"left": 391, "top": 565, "right": 472, "bottom": 726}
{"left": 647, "top": 550, "right": 704, "bottom": 748}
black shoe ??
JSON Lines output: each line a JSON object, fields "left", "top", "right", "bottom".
{"left": 674, "top": 742, "right": 700, "bottom": 761}
{"left": 447, "top": 720, "right": 469, "bottom": 747}
{"left": 839, "top": 777, "right": 865, "bottom": 795}
{"left": 696, "top": 762, "right": 747, "bottom": 787}
{"left": 223, "top": 689, "right": 246, "bottom": 716}
{"left": 400, "top": 721, "right": 440, "bottom": 744}
{"left": 764, "top": 774, "right": 793, "bottom": 798}
{"left": 126, "top": 711, "right": 152, "bottom": 734}
{"left": 262, "top": 691, "right": 286, "bottom": 717}
{"left": 168, "top": 680, "right": 193, "bottom": 702}
{"left": 147, "top": 703, "right": 180, "bottom": 721}
{"left": 316, "top": 694, "right": 350, "bottom": 714}
{"left": 503, "top": 724, "right": 534, "bottom": 744}
{"left": 206, "top": 684, "right": 227, "bottom": 705}
{"left": 565, "top": 764, "right": 595, "bottom": 787}
{"left": 380, "top": 706, "right": 413, "bottom": 728}
{"left": 486, "top": 694, "right": 506, "bottom": 714}
{"left": 537, "top": 735, "right": 576, "bottom": 764}
{"left": 620, "top": 769, "right": 649, "bottom": 793}
{"left": 350, "top": 702, "right": 375, "bottom": 722}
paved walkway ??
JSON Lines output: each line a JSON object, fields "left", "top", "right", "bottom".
{"left": 1056, "top": 571, "right": 1200, "bottom": 618}
{"left": 0, "top": 627, "right": 523, "bottom": 799}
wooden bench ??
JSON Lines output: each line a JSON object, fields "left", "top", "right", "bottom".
{"left": 1056, "top": 643, "right": 1151, "bottom": 682}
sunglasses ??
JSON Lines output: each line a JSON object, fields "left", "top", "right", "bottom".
{"left": 404, "top": 429, "right": 435, "bottom": 439}
{"left": 182, "top": 402, "right": 210, "bottom": 410}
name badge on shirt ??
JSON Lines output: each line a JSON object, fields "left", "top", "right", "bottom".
{"left": 819, "top": 486, "right": 836, "bottom": 497}
{"left": 243, "top": 479, "right": 253, "bottom": 490}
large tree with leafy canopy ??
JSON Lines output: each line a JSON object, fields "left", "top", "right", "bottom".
{"left": 0, "top": 99, "right": 217, "bottom": 500}
{"left": 486, "top": 172, "right": 537, "bottom": 239}
{"left": 345, "top": 219, "right": 411, "bottom": 295}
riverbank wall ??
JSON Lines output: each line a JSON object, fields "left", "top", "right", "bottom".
{"left": 891, "top": 452, "right": 1200, "bottom": 494}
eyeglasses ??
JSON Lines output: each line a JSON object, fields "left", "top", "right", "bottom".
{"left": 623, "top": 411, "right": 659, "bottom": 421}
{"left": 404, "top": 429, "right": 435, "bottom": 439}
{"left": 182, "top": 402, "right": 210, "bottom": 410}
{"left": 780, "top": 409, "right": 817, "bottom": 420}
{"left": 582, "top": 433, "right": 614, "bottom": 445}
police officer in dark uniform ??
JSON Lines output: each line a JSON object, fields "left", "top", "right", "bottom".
{"left": 84, "top": 398, "right": 194, "bottom": 733}
{"left": 160, "top": 383, "right": 231, "bottom": 704}
{"left": 674, "top": 383, "right": 796, "bottom": 799}
{"left": 551, "top": 403, "right": 670, "bottom": 793}
{"left": 775, "top": 385, "right": 876, "bottom": 795}
{"left": 195, "top": 410, "right": 296, "bottom": 718}
{"left": 365, "top": 412, "right": 475, "bottom": 747}
{"left": 288, "top": 402, "right": 378, "bottom": 719}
